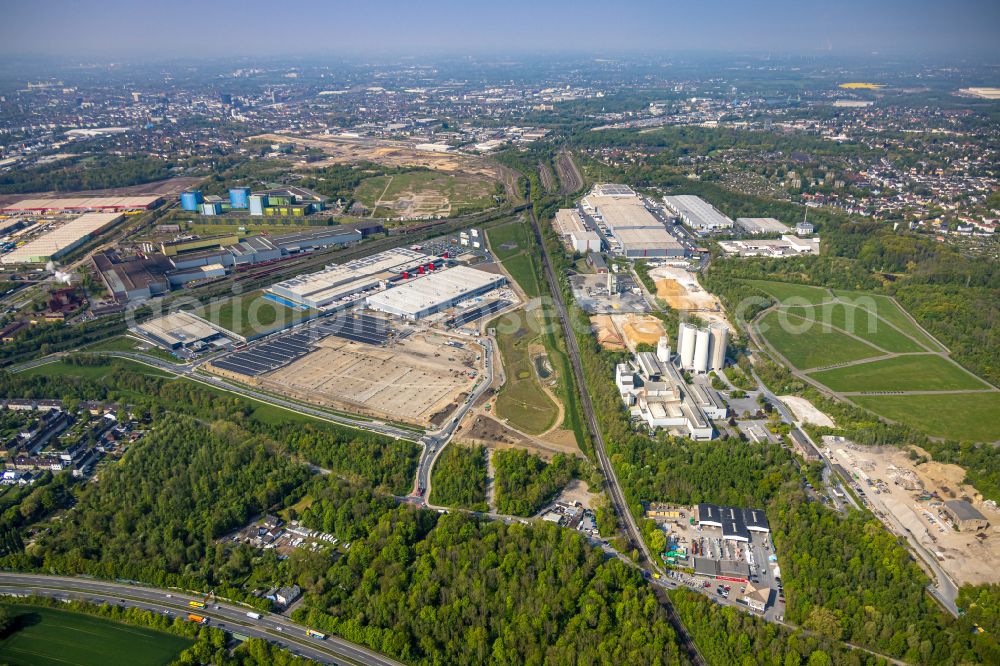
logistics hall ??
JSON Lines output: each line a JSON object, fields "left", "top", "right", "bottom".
{"left": 365, "top": 265, "right": 506, "bottom": 320}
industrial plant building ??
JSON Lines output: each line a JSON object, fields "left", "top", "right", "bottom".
{"left": 1, "top": 213, "right": 123, "bottom": 264}
{"left": 663, "top": 195, "right": 735, "bottom": 232}
{"left": 717, "top": 235, "right": 820, "bottom": 258}
{"left": 615, "top": 337, "right": 722, "bottom": 440}
{"left": 268, "top": 248, "right": 440, "bottom": 310}
{"left": 135, "top": 311, "right": 231, "bottom": 350}
{"left": 1, "top": 195, "right": 162, "bottom": 214}
{"left": 365, "top": 265, "right": 506, "bottom": 320}
{"left": 180, "top": 186, "right": 325, "bottom": 217}
{"left": 735, "top": 217, "right": 790, "bottom": 235}
{"left": 676, "top": 322, "right": 728, "bottom": 373}
{"left": 696, "top": 503, "right": 770, "bottom": 539}
{"left": 581, "top": 185, "right": 685, "bottom": 259}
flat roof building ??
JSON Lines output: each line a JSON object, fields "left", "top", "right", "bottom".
{"left": 696, "top": 503, "right": 770, "bottom": 536}
{"left": 136, "top": 311, "right": 229, "bottom": 350}
{"left": 736, "top": 217, "right": 790, "bottom": 235}
{"left": 663, "top": 195, "right": 734, "bottom": 232}
{"left": 1, "top": 195, "right": 161, "bottom": 214}
{"left": 943, "top": 500, "right": 989, "bottom": 531}
{"left": 581, "top": 184, "right": 685, "bottom": 259}
{"left": 1, "top": 213, "right": 123, "bottom": 264}
{"left": 365, "top": 265, "right": 506, "bottom": 320}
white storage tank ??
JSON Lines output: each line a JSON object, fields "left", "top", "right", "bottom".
{"left": 679, "top": 323, "right": 697, "bottom": 369}
{"left": 710, "top": 324, "right": 728, "bottom": 371}
{"left": 693, "top": 328, "right": 711, "bottom": 373}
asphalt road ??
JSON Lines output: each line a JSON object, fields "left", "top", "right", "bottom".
{"left": 0, "top": 572, "right": 403, "bottom": 666}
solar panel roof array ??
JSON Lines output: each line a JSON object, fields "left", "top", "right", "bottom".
{"left": 211, "top": 313, "right": 394, "bottom": 377}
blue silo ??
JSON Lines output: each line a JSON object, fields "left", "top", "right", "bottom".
{"left": 180, "top": 191, "right": 203, "bottom": 211}
{"left": 229, "top": 187, "right": 251, "bottom": 209}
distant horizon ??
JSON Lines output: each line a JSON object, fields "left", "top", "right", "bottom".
{"left": 2, "top": 0, "right": 998, "bottom": 60}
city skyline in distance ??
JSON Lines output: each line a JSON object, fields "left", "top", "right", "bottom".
{"left": 2, "top": 0, "right": 999, "bottom": 60}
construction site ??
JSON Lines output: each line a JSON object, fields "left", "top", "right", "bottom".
{"left": 648, "top": 264, "right": 731, "bottom": 329}
{"left": 253, "top": 332, "right": 485, "bottom": 428}
{"left": 590, "top": 313, "right": 666, "bottom": 351}
{"left": 828, "top": 441, "right": 1000, "bottom": 586}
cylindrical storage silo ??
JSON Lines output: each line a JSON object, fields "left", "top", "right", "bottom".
{"left": 229, "top": 187, "right": 251, "bottom": 209}
{"left": 180, "top": 191, "right": 203, "bottom": 211}
{"left": 710, "top": 325, "right": 728, "bottom": 371}
{"left": 693, "top": 328, "right": 711, "bottom": 373}
{"left": 679, "top": 323, "right": 697, "bottom": 369}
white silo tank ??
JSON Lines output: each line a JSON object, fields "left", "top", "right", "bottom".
{"left": 679, "top": 323, "right": 697, "bottom": 369}
{"left": 693, "top": 328, "right": 711, "bottom": 373}
{"left": 656, "top": 336, "right": 671, "bottom": 363}
{"left": 710, "top": 325, "right": 728, "bottom": 371}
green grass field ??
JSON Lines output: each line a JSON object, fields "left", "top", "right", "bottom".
{"left": 782, "top": 303, "right": 927, "bottom": 353}
{"left": 808, "top": 354, "right": 990, "bottom": 392}
{"left": 198, "top": 290, "right": 314, "bottom": 338}
{"left": 18, "top": 359, "right": 173, "bottom": 381}
{"left": 0, "top": 604, "right": 192, "bottom": 666}
{"left": 355, "top": 170, "right": 496, "bottom": 218}
{"left": 487, "top": 221, "right": 543, "bottom": 298}
{"left": 851, "top": 393, "right": 1000, "bottom": 443}
{"left": 757, "top": 309, "right": 883, "bottom": 369}
{"left": 832, "top": 290, "right": 944, "bottom": 351}
{"left": 486, "top": 221, "right": 532, "bottom": 261}
{"left": 490, "top": 308, "right": 560, "bottom": 435}
{"left": 82, "top": 335, "right": 181, "bottom": 362}
{"left": 747, "top": 280, "right": 832, "bottom": 305}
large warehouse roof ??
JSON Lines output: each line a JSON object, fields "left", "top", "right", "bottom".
{"left": 1, "top": 212, "right": 122, "bottom": 264}
{"left": 735, "top": 217, "right": 790, "bottom": 234}
{"left": 1, "top": 195, "right": 161, "bottom": 213}
{"left": 664, "top": 195, "right": 734, "bottom": 230}
{"left": 365, "top": 265, "right": 504, "bottom": 318}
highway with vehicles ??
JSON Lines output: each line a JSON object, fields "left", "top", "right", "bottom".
{"left": 0, "top": 572, "right": 403, "bottom": 666}
{"left": 523, "top": 193, "right": 705, "bottom": 666}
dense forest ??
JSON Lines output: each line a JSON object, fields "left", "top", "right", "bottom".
{"left": 5, "top": 418, "right": 311, "bottom": 605}
{"left": 0, "top": 360, "right": 418, "bottom": 494}
{"left": 493, "top": 449, "right": 580, "bottom": 516}
{"left": 296, "top": 511, "right": 682, "bottom": 665}
{"left": 669, "top": 589, "right": 884, "bottom": 666}
{"left": 429, "top": 443, "right": 488, "bottom": 511}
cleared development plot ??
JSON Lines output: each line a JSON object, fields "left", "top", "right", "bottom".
{"left": 258, "top": 333, "right": 480, "bottom": 427}
{"left": 810, "top": 354, "right": 990, "bottom": 393}
{"left": 590, "top": 314, "right": 627, "bottom": 351}
{"left": 0, "top": 604, "right": 191, "bottom": 666}
{"left": 650, "top": 265, "right": 730, "bottom": 329}
{"left": 852, "top": 393, "right": 1000, "bottom": 443}
{"left": 832, "top": 444, "right": 1000, "bottom": 584}
{"left": 757, "top": 309, "right": 882, "bottom": 369}
{"left": 354, "top": 170, "right": 496, "bottom": 219}
{"left": 779, "top": 395, "right": 834, "bottom": 427}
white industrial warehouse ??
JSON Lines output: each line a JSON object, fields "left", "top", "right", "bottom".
{"left": 268, "top": 248, "right": 439, "bottom": 310}
{"left": 365, "top": 265, "right": 506, "bottom": 320}
{"left": 663, "top": 195, "right": 735, "bottom": 232}
{"left": 1, "top": 212, "right": 123, "bottom": 264}
{"left": 735, "top": 217, "right": 790, "bottom": 235}
{"left": 580, "top": 185, "right": 685, "bottom": 258}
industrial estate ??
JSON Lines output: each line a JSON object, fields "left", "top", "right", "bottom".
{"left": 0, "top": 30, "right": 998, "bottom": 666}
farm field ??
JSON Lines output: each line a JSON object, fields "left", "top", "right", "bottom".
{"left": 198, "top": 289, "right": 315, "bottom": 338}
{"left": 808, "top": 354, "right": 990, "bottom": 393}
{"left": 851, "top": 393, "right": 1000, "bottom": 443}
{"left": 0, "top": 604, "right": 192, "bottom": 666}
{"left": 757, "top": 309, "right": 882, "bottom": 369}
{"left": 354, "top": 169, "right": 496, "bottom": 219}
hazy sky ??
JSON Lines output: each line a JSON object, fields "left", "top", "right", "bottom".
{"left": 3, "top": 0, "right": 998, "bottom": 59}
